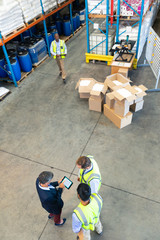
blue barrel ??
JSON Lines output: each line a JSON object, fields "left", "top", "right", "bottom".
{"left": 76, "top": 13, "right": 80, "bottom": 28}
{"left": 63, "top": 14, "right": 70, "bottom": 20}
{"left": 79, "top": 9, "right": 85, "bottom": 24}
{"left": 63, "top": 20, "right": 71, "bottom": 36}
{"left": 56, "top": 19, "right": 63, "bottom": 35}
{"left": 0, "top": 57, "right": 7, "bottom": 77}
{"left": 43, "top": 33, "right": 53, "bottom": 47}
{"left": 18, "top": 50, "right": 32, "bottom": 72}
{"left": 23, "top": 30, "right": 30, "bottom": 37}
{"left": 6, "top": 58, "right": 21, "bottom": 81}
{"left": 73, "top": 15, "right": 77, "bottom": 31}
{"left": 50, "top": 24, "right": 56, "bottom": 30}
{"left": 51, "top": 29, "right": 58, "bottom": 40}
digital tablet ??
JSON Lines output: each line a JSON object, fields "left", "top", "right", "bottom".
{"left": 61, "top": 176, "right": 73, "bottom": 189}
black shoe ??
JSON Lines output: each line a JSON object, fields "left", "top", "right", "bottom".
{"left": 59, "top": 72, "right": 62, "bottom": 76}
{"left": 63, "top": 79, "right": 66, "bottom": 84}
{"left": 48, "top": 213, "right": 54, "bottom": 219}
{"left": 77, "top": 236, "right": 79, "bottom": 240}
{"left": 55, "top": 218, "right": 66, "bottom": 226}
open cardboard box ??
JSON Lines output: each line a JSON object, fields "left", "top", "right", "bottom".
{"left": 105, "top": 73, "right": 131, "bottom": 91}
{"left": 75, "top": 78, "right": 97, "bottom": 98}
{"left": 112, "top": 88, "right": 137, "bottom": 117}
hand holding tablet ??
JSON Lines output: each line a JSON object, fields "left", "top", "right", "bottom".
{"left": 60, "top": 176, "right": 73, "bottom": 189}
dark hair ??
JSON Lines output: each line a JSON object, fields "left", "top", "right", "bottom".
{"left": 76, "top": 156, "right": 91, "bottom": 169}
{"left": 77, "top": 183, "right": 91, "bottom": 201}
{"left": 38, "top": 171, "right": 53, "bottom": 184}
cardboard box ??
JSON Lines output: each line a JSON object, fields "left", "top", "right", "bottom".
{"left": 105, "top": 92, "right": 115, "bottom": 109}
{"left": 75, "top": 78, "right": 97, "bottom": 96}
{"left": 79, "top": 93, "right": 90, "bottom": 99}
{"left": 89, "top": 95, "right": 103, "bottom": 112}
{"left": 130, "top": 100, "right": 144, "bottom": 112}
{"left": 105, "top": 73, "right": 131, "bottom": 91}
{"left": 104, "top": 104, "right": 133, "bottom": 129}
{"left": 114, "top": 100, "right": 130, "bottom": 117}
{"left": 118, "top": 68, "right": 128, "bottom": 78}
{"left": 90, "top": 82, "right": 108, "bottom": 99}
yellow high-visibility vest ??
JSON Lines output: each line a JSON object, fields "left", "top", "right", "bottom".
{"left": 79, "top": 155, "right": 101, "bottom": 192}
{"left": 74, "top": 193, "right": 103, "bottom": 230}
{"left": 52, "top": 40, "right": 65, "bottom": 59}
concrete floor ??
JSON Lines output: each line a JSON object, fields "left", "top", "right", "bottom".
{"left": 0, "top": 13, "right": 160, "bottom": 240}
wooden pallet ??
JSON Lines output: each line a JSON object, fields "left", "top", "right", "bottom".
{"left": 17, "top": 68, "right": 34, "bottom": 85}
{"left": 0, "top": 91, "right": 11, "bottom": 101}
{"left": 60, "top": 34, "right": 73, "bottom": 42}
{"left": 25, "top": 14, "right": 42, "bottom": 26}
{"left": 45, "top": 6, "right": 57, "bottom": 15}
{"left": 74, "top": 23, "right": 86, "bottom": 34}
{"left": 33, "top": 55, "right": 49, "bottom": 67}
{"left": 3, "top": 25, "right": 26, "bottom": 40}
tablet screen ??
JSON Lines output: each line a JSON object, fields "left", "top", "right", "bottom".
{"left": 61, "top": 176, "right": 73, "bottom": 189}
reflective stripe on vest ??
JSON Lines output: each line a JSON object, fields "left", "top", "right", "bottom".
{"left": 74, "top": 193, "right": 103, "bottom": 230}
{"left": 79, "top": 156, "right": 101, "bottom": 191}
{"left": 52, "top": 40, "right": 65, "bottom": 59}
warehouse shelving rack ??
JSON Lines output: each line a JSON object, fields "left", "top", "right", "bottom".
{"left": 0, "top": 0, "right": 75, "bottom": 87}
{"left": 85, "top": 0, "right": 155, "bottom": 67}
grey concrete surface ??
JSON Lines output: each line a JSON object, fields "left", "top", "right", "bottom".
{"left": 0, "top": 13, "right": 160, "bottom": 240}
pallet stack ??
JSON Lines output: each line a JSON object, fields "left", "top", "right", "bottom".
{"left": 76, "top": 73, "right": 148, "bottom": 129}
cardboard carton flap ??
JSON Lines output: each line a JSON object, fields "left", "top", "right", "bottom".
{"left": 113, "top": 88, "right": 136, "bottom": 102}
{"left": 75, "top": 78, "right": 96, "bottom": 90}
{"left": 132, "top": 85, "right": 147, "bottom": 97}
{"left": 90, "top": 82, "right": 108, "bottom": 96}
{"left": 124, "top": 85, "right": 138, "bottom": 94}
{"left": 113, "top": 80, "right": 123, "bottom": 86}
{"left": 138, "top": 84, "right": 148, "bottom": 92}
{"left": 80, "top": 80, "right": 91, "bottom": 86}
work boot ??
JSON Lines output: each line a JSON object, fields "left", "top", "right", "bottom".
{"left": 63, "top": 79, "right": 66, "bottom": 84}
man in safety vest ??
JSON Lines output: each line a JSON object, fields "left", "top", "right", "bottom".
{"left": 72, "top": 183, "right": 103, "bottom": 240}
{"left": 76, "top": 155, "right": 101, "bottom": 194}
{"left": 50, "top": 33, "right": 67, "bottom": 84}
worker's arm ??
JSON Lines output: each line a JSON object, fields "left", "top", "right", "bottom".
{"left": 89, "top": 179, "right": 100, "bottom": 194}
{"left": 64, "top": 42, "right": 67, "bottom": 55}
{"left": 72, "top": 212, "right": 82, "bottom": 233}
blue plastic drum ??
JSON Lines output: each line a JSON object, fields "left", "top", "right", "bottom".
{"left": 76, "top": 13, "right": 80, "bottom": 28}
{"left": 18, "top": 50, "right": 32, "bottom": 72}
{"left": 79, "top": 9, "right": 85, "bottom": 24}
{"left": 0, "top": 57, "right": 7, "bottom": 77}
{"left": 73, "top": 15, "right": 77, "bottom": 31}
{"left": 56, "top": 19, "right": 63, "bottom": 35}
{"left": 50, "top": 24, "right": 56, "bottom": 30}
{"left": 63, "top": 20, "right": 71, "bottom": 36}
{"left": 6, "top": 58, "right": 21, "bottom": 81}
{"left": 51, "top": 29, "right": 58, "bottom": 40}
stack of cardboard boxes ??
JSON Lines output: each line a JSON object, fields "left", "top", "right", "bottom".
{"left": 75, "top": 74, "right": 147, "bottom": 129}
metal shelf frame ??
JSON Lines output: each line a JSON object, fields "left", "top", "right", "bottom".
{"left": 85, "top": 0, "right": 155, "bottom": 65}
{"left": 0, "top": 0, "right": 75, "bottom": 87}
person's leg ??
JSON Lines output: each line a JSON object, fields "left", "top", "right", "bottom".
{"left": 56, "top": 56, "right": 62, "bottom": 74}
{"left": 95, "top": 218, "right": 103, "bottom": 234}
{"left": 59, "top": 58, "right": 66, "bottom": 80}
{"left": 77, "top": 229, "right": 91, "bottom": 240}
{"left": 53, "top": 213, "right": 61, "bottom": 224}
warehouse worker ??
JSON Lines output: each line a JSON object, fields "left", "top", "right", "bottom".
{"left": 76, "top": 155, "right": 101, "bottom": 194}
{"left": 50, "top": 33, "right": 67, "bottom": 84}
{"left": 72, "top": 183, "right": 103, "bottom": 240}
{"left": 36, "top": 171, "right": 66, "bottom": 226}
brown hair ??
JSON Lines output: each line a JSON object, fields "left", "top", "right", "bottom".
{"left": 76, "top": 156, "right": 91, "bottom": 169}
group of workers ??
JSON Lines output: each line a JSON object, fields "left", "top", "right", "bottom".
{"left": 36, "top": 155, "right": 103, "bottom": 240}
